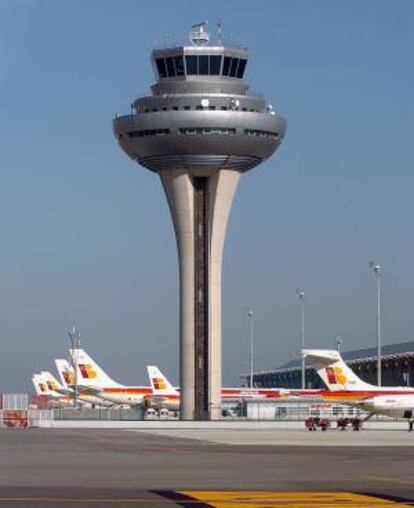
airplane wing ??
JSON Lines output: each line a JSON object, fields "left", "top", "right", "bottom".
{"left": 76, "top": 384, "right": 102, "bottom": 396}
{"left": 54, "top": 387, "right": 74, "bottom": 396}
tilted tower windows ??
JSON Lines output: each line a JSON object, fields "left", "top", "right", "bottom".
{"left": 155, "top": 54, "right": 246, "bottom": 79}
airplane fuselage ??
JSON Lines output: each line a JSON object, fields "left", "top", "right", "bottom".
{"left": 93, "top": 387, "right": 153, "bottom": 406}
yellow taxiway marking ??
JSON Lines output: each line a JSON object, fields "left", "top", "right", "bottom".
{"left": 0, "top": 492, "right": 410, "bottom": 506}
{"left": 178, "top": 491, "right": 412, "bottom": 507}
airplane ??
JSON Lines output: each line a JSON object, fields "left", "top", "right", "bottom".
{"left": 55, "top": 359, "right": 114, "bottom": 408}
{"left": 145, "top": 366, "right": 179, "bottom": 409}
{"left": 41, "top": 370, "right": 65, "bottom": 394}
{"left": 302, "top": 349, "right": 414, "bottom": 425}
{"left": 69, "top": 348, "right": 153, "bottom": 406}
{"left": 32, "top": 374, "right": 48, "bottom": 396}
{"left": 145, "top": 365, "right": 296, "bottom": 411}
{"left": 70, "top": 348, "right": 293, "bottom": 409}
{"left": 32, "top": 372, "right": 73, "bottom": 407}
{"left": 55, "top": 359, "right": 75, "bottom": 389}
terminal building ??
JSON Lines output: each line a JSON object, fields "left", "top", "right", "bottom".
{"left": 245, "top": 341, "right": 414, "bottom": 389}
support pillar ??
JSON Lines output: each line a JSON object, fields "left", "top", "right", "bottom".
{"left": 160, "top": 169, "right": 240, "bottom": 420}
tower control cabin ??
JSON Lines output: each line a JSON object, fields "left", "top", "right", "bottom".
{"left": 113, "top": 24, "right": 287, "bottom": 420}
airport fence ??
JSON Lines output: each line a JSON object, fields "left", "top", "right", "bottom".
{"left": 1, "top": 395, "right": 407, "bottom": 424}
{"left": 53, "top": 407, "right": 144, "bottom": 421}
{"left": 0, "top": 394, "right": 53, "bottom": 428}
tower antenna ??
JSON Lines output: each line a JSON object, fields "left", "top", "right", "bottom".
{"left": 217, "top": 19, "right": 222, "bottom": 45}
{"left": 189, "top": 22, "right": 210, "bottom": 46}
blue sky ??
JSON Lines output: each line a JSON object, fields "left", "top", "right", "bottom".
{"left": 1, "top": 0, "right": 414, "bottom": 391}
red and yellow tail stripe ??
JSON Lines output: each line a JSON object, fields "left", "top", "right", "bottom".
{"left": 78, "top": 364, "right": 97, "bottom": 379}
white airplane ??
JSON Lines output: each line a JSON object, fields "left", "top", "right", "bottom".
{"left": 32, "top": 374, "right": 48, "bottom": 396}
{"left": 55, "top": 358, "right": 113, "bottom": 408}
{"left": 146, "top": 366, "right": 180, "bottom": 410}
{"left": 145, "top": 365, "right": 294, "bottom": 410}
{"left": 69, "top": 348, "right": 152, "bottom": 406}
{"left": 302, "top": 349, "right": 414, "bottom": 424}
{"left": 32, "top": 372, "right": 73, "bottom": 407}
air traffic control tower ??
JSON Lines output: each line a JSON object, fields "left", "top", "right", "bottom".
{"left": 113, "top": 24, "right": 286, "bottom": 420}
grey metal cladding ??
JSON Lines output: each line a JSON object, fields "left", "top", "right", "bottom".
{"left": 113, "top": 30, "right": 287, "bottom": 175}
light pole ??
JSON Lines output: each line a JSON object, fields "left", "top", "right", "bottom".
{"left": 335, "top": 336, "right": 343, "bottom": 353}
{"left": 247, "top": 309, "right": 254, "bottom": 389}
{"left": 369, "top": 261, "right": 383, "bottom": 386}
{"left": 68, "top": 325, "right": 81, "bottom": 408}
{"left": 296, "top": 289, "right": 307, "bottom": 389}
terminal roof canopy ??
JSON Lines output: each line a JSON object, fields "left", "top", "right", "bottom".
{"left": 270, "top": 340, "right": 414, "bottom": 373}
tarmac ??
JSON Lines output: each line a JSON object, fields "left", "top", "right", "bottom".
{"left": 127, "top": 427, "right": 414, "bottom": 446}
{"left": 0, "top": 427, "right": 413, "bottom": 507}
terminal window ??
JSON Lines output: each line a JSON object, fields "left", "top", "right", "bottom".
{"left": 185, "top": 55, "right": 224, "bottom": 76}
{"left": 128, "top": 129, "right": 170, "bottom": 138}
{"left": 198, "top": 55, "right": 208, "bottom": 75}
{"left": 165, "top": 57, "right": 175, "bottom": 77}
{"left": 174, "top": 56, "right": 185, "bottom": 76}
{"left": 209, "top": 55, "right": 222, "bottom": 75}
{"left": 157, "top": 54, "right": 245, "bottom": 78}
{"left": 155, "top": 58, "right": 167, "bottom": 78}
{"left": 179, "top": 127, "right": 236, "bottom": 135}
{"left": 185, "top": 55, "right": 198, "bottom": 75}
{"left": 244, "top": 129, "right": 279, "bottom": 139}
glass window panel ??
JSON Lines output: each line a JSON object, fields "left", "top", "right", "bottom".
{"left": 199, "top": 55, "right": 208, "bottom": 75}
{"left": 222, "top": 56, "right": 231, "bottom": 76}
{"left": 185, "top": 55, "right": 198, "bottom": 74}
{"left": 165, "top": 57, "right": 175, "bottom": 77}
{"left": 174, "top": 56, "right": 184, "bottom": 76}
{"left": 209, "top": 55, "right": 221, "bottom": 75}
{"left": 156, "top": 58, "right": 167, "bottom": 78}
{"left": 236, "top": 59, "right": 247, "bottom": 78}
{"left": 229, "top": 58, "right": 239, "bottom": 77}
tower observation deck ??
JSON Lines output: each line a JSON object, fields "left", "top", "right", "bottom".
{"left": 113, "top": 23, "right": 287, "bottom": 420}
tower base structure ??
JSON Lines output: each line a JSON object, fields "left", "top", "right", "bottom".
{"left": 160, "top": 169, "right": 240, "bottom": 420}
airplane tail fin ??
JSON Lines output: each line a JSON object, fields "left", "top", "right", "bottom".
{"left": 32, "top": 374, "right": 48, "bottom": 395}
{"left": 70, "top": 349, "right": 121, "bottom": 388}
{"left": 302, "top": 349, "right": 375, "bottom": 391}
{"left": 55, "top": 359, "right": 75, "bottom": 389}
{"left": 147, "top": 366, "right": 178, "bottom": 396}
{"left": 41, "top": 371, "right": 64, "bottom": 394}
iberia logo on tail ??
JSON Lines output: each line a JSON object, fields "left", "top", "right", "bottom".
{"left": 47, "top": 381, "right": 59, "bottom": 391}
{"left": 325, "top": 366, "right": 347, "bottom": 386}
{"left": 78, "top": 364, "right": 97, "bottom": 379}
{"left": 62, "top": 369, "right": 75, "bottom": 385}
{"left": 152, "top": 377, "right": 167, "bottom": 390}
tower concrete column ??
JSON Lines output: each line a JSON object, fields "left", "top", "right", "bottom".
{"left": 160, "top": 169, "right": 196, "bottom": 419}
{"left": 207, "top": 170, "right": 241, "bottom": 419}
{"left": 160, "top": 168, "right": 240, "bottom": 420}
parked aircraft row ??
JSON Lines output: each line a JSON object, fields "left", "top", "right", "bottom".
{"left": 32, "top": 348, "right": 291, "bottom": 409}
{"left": 32, "top": 347, "right": 414, "bottom": 426}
